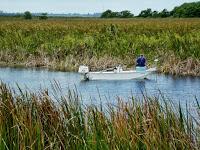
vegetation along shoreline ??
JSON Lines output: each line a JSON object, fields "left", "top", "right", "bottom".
{"left": 0, "top": 18, "right": 200, "bottom": 76}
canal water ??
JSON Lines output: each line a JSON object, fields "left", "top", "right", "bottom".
{"left": 0, "top": 67, "right": 199, "bottom": 107}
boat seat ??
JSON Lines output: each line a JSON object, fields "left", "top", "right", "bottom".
{"left": 136, "top": 67, "right": 146, "bottom": 72}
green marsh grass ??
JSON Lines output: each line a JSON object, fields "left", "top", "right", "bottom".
{"left": 0, "top": 19, "right": 200, "bottom": 75}
{"left": 0, "top": 82, "right": 199, "bottom": 149}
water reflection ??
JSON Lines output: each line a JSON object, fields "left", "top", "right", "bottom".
{"left": 135, "top": 80, "right": 146, "bottom": 91}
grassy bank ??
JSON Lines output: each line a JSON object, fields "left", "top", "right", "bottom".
{"left": 0, "top": 82, "right": 199, "bottom": 149}
{"left": 0, "top": 19, "right": 200, "bottom": 75}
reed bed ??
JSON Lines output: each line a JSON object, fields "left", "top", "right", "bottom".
{"left": 0, "top": 82, "right": 199, "bottom": 149}
{"left": 0, "top": 19, "right": 200, "bottom": 75}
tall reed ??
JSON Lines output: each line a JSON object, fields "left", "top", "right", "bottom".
{"left": 0, "top": 19, "right": 200, "bottom": 75}
{"left": 0, "top": 82, "right": 199, "bottom": 149}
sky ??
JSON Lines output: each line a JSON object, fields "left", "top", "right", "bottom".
{"left": 0, "top": 0, "right": 199, "bottom": 15}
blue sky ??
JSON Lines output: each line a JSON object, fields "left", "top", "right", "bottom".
{"left": 0, "top": 0, "right": 198, "bottom": 14}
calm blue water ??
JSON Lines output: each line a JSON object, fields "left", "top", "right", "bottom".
{"left": 0, "top": 67, "right": 199, "bottom": 107}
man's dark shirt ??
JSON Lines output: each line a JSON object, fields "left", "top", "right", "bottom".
{"left": 136, "top": 57, "right": 146, "bottom": 67}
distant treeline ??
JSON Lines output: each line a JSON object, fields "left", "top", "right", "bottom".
{"left": 0, "top": 11, "right": 48, "bottom": 19}
{"left": 0, "top": 11, "right": 101, "bottom": 18}
{"left": 101, "top": 1, "right": 200, "bottom": 18}
{"left": 101, "top": 10, "right": 134, "bottom": 18}
{"left": 1, "top": 1, "right": 200, "bottom": 19}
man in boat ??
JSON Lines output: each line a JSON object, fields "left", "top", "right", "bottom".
{"left": 136, "top": 54, "right": 146, "bottom": 71}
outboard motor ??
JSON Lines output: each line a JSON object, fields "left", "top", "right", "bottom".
{"left": 114, "top": 65, "right": 123, "bottom": 73}
{"left": 78, "top": 65, "right": 89, "bottom": 74}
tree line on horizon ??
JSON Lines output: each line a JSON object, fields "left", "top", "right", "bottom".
{"left": 0, "top": 11, "right": 48, "bottom": 20}
{"left": 1, "top": 1, "right": 200, "bottom": 19}
{"left": 101, "top": 1, "right": 200, "bottom": 18}
{"left": 23, "top": 11, "right": 48, "bottom": 20}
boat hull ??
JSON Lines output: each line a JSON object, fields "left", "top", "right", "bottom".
{"left": 81, "top": 68, "right": 156, "bottom": 81}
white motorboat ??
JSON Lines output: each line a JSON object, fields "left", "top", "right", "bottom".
{"left": 78, "top": 60, "right": 158, "bottom": 81}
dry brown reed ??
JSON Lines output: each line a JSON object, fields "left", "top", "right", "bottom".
{"left": 0, "top": 82, "right": 199, "bottom": 149}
